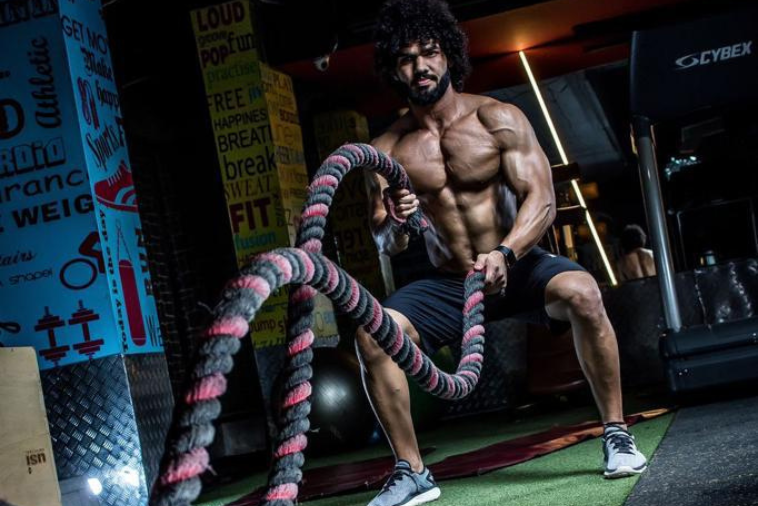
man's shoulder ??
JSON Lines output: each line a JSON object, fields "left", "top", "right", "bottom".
{"left": 370, "top": 112, "right": 416, "bottom": 154}
{"left": 471, "top": 96, "right": 528, "bottom": 132}
{"left": 639, "top": 248, "right": 655, "bottom": 260}
{"left": 628, "top": 248, "right": 654, "bottom": 264}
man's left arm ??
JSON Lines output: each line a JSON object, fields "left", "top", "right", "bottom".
{"left": 487, "top": 102, "right": 556, "bottom": 258}
{"left": 474, "top": 102, "right": 556, "bottom": 291}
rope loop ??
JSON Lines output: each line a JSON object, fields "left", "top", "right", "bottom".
{"left": 151, "top": 144, "right": 487, "bottom": 506}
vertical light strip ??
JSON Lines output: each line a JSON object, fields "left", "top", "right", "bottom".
{"left": 519, "top": 50, "right": 618, "bottom": 286}
{"left": 519, "top": 51, "right": 569, "bottom": 166}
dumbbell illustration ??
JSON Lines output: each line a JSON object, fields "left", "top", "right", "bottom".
{"left": 69, "top": 300, "right": 104, "bottom": 358}
{"left": 35, "top": 307, "right": 69, "bottom": 365}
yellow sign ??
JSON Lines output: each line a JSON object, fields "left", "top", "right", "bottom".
{"left": 191, "top": 1, "right": 336, "bottom": 346}
{"left": 262, "top": 64, "right": 338, "bottom": 340}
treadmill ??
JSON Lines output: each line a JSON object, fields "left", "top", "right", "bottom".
{"left": 629, "top": 6, "right": 758, "bottom": 394}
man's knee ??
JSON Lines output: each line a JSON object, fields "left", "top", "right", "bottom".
{"left": 355, "top": 309, "right": 419, "bottom": 367}
{"left": 565, "top": 274, "right": 606, "bottom": 322}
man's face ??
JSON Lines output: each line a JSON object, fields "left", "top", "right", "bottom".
{"left": 394, "top": 40, "right": 451, "bottom": 106}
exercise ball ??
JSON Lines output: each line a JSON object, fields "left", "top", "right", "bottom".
{"left": 276, "top": 346, "right": 377, "bottom": 455}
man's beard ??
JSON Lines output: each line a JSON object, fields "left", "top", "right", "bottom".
{"left": 403, "top": 70, "right": 451, "bottom": 106}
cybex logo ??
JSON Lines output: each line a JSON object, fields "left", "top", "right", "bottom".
{"left": 675, "top": 40, "right": 753, "bottom": 70}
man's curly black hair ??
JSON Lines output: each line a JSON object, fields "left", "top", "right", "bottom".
{"left": 374, "top": 0, "right": 471, "bottom": 92}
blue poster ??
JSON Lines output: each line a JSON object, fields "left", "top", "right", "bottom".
{"left": 58, "top": 0, "right": 162, "bottom": 354}
{"left": 0, "top": 11, "right": 121, "bottom": 369}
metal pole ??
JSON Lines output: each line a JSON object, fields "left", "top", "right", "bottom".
{"left": 633, "top": 115, "right": 682, "bottom": 331}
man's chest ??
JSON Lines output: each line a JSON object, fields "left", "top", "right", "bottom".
{"left": 393, "top": 124, "right": 501, "bottom": 194}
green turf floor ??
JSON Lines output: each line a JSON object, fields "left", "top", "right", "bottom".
{"left": 197, "top": 402, "right": 673, "bottom": 506}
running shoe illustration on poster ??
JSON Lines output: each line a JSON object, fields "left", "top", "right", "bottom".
{"left": 94, "top": 160, "right": 138, "bottom": 213}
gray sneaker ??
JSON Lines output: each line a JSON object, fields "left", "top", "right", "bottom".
{"left": 602, "top": 426, "right": 648, "bottom": 478}
{"left": 367, "top": 460, "right": 441, "bottom": 506}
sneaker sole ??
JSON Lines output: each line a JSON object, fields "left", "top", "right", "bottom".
{"left": 400, "top": 487, "right": 442, "bottom": 506}
{"left": 604, "top": 464, "right": 647, "bottom": 479}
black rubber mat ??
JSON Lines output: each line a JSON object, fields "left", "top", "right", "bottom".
{"left": 625, "top": 394, "right": 758, "bottom": 506}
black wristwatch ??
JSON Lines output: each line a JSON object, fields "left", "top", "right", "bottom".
{"left": 494, "top": 245, "right": 517, "bottom": 270}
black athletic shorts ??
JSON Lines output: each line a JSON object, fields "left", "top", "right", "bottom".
{"left": 383, "top": 246, "right": 586, "bottom": 355}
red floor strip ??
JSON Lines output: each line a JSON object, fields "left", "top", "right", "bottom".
{"left": 226, "top": 408, "right": 669, "bottom": 505}
{"left": 431, "top": 409, "right": 669, "bottom": 479}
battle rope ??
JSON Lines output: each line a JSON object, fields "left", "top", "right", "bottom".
{"left": 151, "top": 144, "right": 487, "bottom": 506}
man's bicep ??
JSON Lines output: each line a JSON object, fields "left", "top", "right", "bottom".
{"left": 500, "top": 140, "right": 553, "bottom": 201}
{"left": 485, "top": 103, "right": 552, "bottom": 199}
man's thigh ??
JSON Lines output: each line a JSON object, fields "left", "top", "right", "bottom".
{"left": 487, "top": 247, "right": 587, "bottom": 332}
{"left": 385, "top": 308, "right": 422, "bottom": 347}
{"left": 383, "top": 276, "right": 466, "bottom": 354}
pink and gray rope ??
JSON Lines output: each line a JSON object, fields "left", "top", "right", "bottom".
{"left": 150, "top": 144, "right": 486, "bottom": 506}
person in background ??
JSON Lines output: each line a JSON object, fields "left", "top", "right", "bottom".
{"left": 618, "top": 224, "right": 656, "bottom": 281}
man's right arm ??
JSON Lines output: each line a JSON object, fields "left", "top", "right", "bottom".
{"left": 367, "top": 171, "right": 410, "bottom": 255}
{"left": 368, "top": 134, "right": 411, "bottom": 255}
